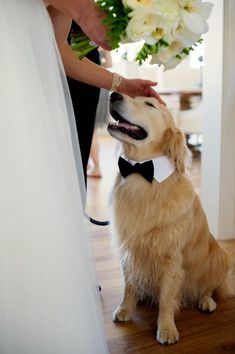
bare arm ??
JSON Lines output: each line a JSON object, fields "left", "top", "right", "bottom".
{"left": 48, "top": 6, "right": 166, "bottom": 103}
{"left": 48, "top": 6, "right": 114, "bottom": 89}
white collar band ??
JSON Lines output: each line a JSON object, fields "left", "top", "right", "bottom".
{"left": 125, "top": 155, "right": 175, "bottom": 183}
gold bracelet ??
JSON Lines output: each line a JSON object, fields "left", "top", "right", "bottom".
{"left": 110, "top": 72, "right": 123, "bottom": 92}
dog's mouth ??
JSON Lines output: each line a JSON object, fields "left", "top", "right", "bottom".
{"left": 108, "top": 110, "right": 147, "bottom": 140}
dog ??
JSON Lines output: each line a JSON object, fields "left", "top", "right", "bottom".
{"left": 107, "top": 92, "right": 232, "bottom": 346}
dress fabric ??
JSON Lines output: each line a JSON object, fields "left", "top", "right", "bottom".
{"left": 0, "top": 1, "right": 108, "bottom": 353}
{"left": 95, "top": 88, "right": 110, "bottom": 128}
{"left": 67, "top": 21, "right": 101, "bottom": 179}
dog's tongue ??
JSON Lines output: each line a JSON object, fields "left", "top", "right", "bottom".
{"left": 117, "top": 122, "right": 140, "bottom": 131}
{"left": 117, "top": 122, "right": 133, "bottom": 129}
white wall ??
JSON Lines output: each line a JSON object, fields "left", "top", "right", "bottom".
{"left": 161, "top": 57, "right": 201, "bottom": 90}
{"left": 201, "top": 0, "right": 235, "bottom": 239}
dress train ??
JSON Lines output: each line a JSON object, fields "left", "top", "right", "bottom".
{"left": 0, "top": 0, "right": 108, "bottom": 353}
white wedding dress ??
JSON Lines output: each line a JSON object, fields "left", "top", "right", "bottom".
{"left": 0, "top": 0, "right": 108, "bottom": 353}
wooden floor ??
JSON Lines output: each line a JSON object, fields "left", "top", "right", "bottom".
{"left": 87, "top": 136, "right": 235, "bottom": 354}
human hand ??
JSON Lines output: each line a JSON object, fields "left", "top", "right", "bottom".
{"left": 77, "top": 1, "right": 111, "bottom": 51}
{"left": 118, "top": 78, "right": 166, "bottom": 106}
{"left": 48, "top": 0, "right": 111, "bottom": 50}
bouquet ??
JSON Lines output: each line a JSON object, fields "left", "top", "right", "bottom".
{"left": 71, "top": 0, "right": 213, "bottom": 70}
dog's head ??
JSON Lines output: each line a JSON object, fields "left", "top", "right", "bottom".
{"left": 108, "top": 92, "right": 189, "bottom": 173}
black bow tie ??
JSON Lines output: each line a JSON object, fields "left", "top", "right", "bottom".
{"left": 118, "top": 157, "right": 154, "bottom": 183}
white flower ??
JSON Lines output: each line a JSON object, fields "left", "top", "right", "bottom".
{"left": 126, "top": 10, "right": 162, "bottom": 44}
{"left": 177, "top": 0, "right": 213, "bottom": 35}
{"left": 125, "top": 0, "right": 181, "bottom": 27}
{"left": 163, "top": 53, "right": 187, "bottom": 70}
{"left": 173, "top": 21, "right": 200, "bottom": 46}
{"left": 154, "top": 0, "right": 180, "bottom": 23}
{"left": 150, "top": 41, "right": 185, "bottom": 70}
{"left": 127, "top": 8, "right": 175, "bottom": 44}
{"left": 123, "top": 0, "right": 213, "bottom": 70}
{"left": 122, "top": 0, "right": 157, "bottom": 10}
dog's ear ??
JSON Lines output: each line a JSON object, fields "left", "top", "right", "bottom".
{"left": 161, "top": 128, "right": 187, "bottom": 173}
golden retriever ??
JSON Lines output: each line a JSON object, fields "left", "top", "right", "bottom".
{"left": 107, "top": 92, "right": 232, "bottom": 346}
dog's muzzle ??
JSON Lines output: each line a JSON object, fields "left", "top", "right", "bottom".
{"left": 108, "top": 94, "right": 147, "bottom": 140}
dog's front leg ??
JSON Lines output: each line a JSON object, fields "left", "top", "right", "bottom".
{"left": 113, "top": 279, "right": 137, "bottom": 322}
{"left": 157, "top": 256, "right": 183, "bottom": 346}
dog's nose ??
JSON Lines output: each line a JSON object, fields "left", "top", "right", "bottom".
{"left": 110, "top": 92, "right": 123, "bottom": 103}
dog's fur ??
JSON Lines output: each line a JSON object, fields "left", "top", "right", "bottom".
{"left": 108, "top": 93, "right": 232, "bottom": 345}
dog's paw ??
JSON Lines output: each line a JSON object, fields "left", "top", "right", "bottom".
{"left": 198, "top": 295, "right": 217, "bottom": 313}
{"left": 113, "top": 307, "right": 133, "bottom": 322}
{"left": 156, "top": 323, "right": 179, "bottom": 346}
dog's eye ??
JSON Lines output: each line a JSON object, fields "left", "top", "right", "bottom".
{"left": 145, "top": 102, "right": 155, "bottom": 108}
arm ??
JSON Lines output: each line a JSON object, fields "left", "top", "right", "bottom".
{"left": 48, "top": 6, "right": 166, "bottom": 103}
{"left": 48, "top": 6, "right": 114, "bottom": 89}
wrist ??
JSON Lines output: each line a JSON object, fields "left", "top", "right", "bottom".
{"left": 117, "top": 77, "right": 128, "bottom": 94}
{"left": 109, "top": 72, "right": 123, "bottom": 92}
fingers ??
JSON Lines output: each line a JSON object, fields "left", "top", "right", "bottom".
{"left": 142, "top": 80, "right": 158, "bottom": 86}
{"left": 144, "top": 86, "right": 167, "bottom": 106}
{"left": 154, "top": 91, "right": 167, "bottom": 106}
{"left": 76, "top": 4, "right": 112, "bottom": 51}
{"left": 83, "top": 25, "right": 111, "bottom": 50}
{"left": 91, "top": 16, "right": 112, "bottom": 49}
{"left": 95, "top": 41, "right": 111, "bottom": 50}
